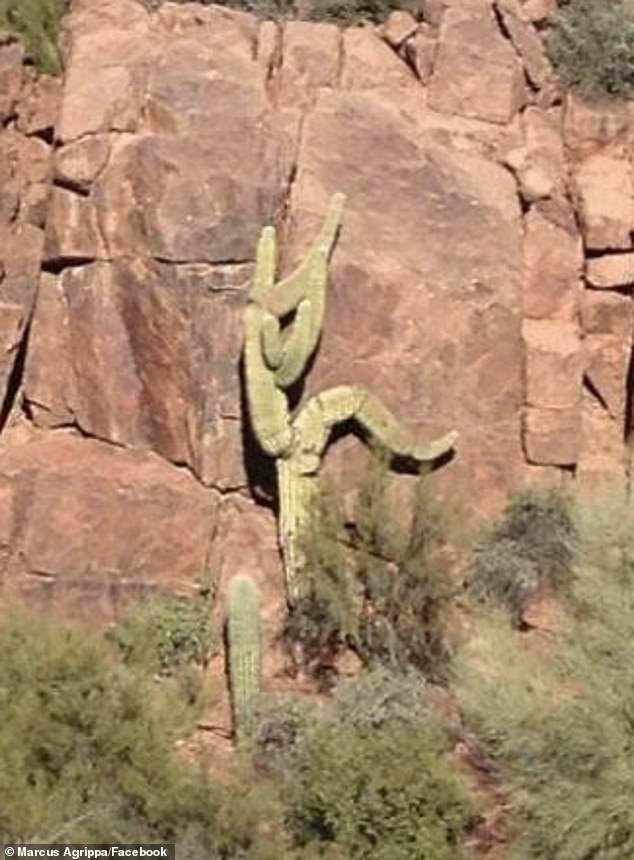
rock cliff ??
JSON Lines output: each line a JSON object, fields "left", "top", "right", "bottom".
{"left": 0, "top": 0, "right": 632, "bottom": 621}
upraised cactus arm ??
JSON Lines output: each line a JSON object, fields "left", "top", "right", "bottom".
{"left": 244, "top": 305, "right": 292, "bottom": 457}
{"left": 274, "top": 298, "right": 314, "bottom": 388}
{"left": 258, "top": 193, "right": 345, "bottom": 318}
{"left": 249, "top": 225, "right": 277, "bottom": 306}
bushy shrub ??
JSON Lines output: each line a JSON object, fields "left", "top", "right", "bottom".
{"left": 282, "top": 477, "right": 356, "bottom": 678}
{"left": 242, "top": 692, "right": 315, "bottom": 777}
{"left": 332, "top": 664, "right": 430, "bottom": 733}
{"left": 456, "top": 491, "right": 634, "bottom": 860}
{"left": 306, "top": 0, "right": 418, "bottom": 24}
{"left": 285, "top": 450, "right": 456, "bottom": 680}
{"left": 247, "top": 670, "right": 473, "bottom": 859}
{"left": 285, "top": 721, "right": 471, "bottom": 859}
{"left": 0, "top": 0, "right": 68, "bottom": 74}
{"left": 0, "top": 610, "right": 289, "bottom": 857}
{"left": 468, "top": 487, "right": 577, "bottom": 623}
{"left": 548, "top": 0, "right": 634, "bottom": 98}
{"left": 0, "top": 611, "right": 203, "bottom": 842}
{"left": 112, "top": 590, "right": 215, "bottom": 674}
{"left": 139, "top": 0, "right": 418, "bottom": 24}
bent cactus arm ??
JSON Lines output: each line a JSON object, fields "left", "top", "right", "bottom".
{"left": 279, "top": 386, "right": 458, "bottom": 598}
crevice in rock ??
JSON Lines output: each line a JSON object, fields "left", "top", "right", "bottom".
{"left": 624, "top": 334, "right": 634, "bottom": 447}
{"left": 25, "top": 567, "right": 57, "bottom": 580}
{"left": 151, "top": 255, "right": 252, "bottom": 267}
{"left": 499, "top": 161, "right": 530, "bottom": 216}
{"left": 379, "top": 28, "right": 427, "bottom": 86}
{"left": 31, "top": 126, "right": 55, "bottom": 146}
{"left": 263, "top": 20, "right": 283, "bottom": 105}
{"left": 0, "top": 319, "right": 31, "bottom": 435}
{"left": 42, "top": 255, "right": 96, "bottom": 274}
{"left": 585, "top": 246, "right": 634, "bottom": 259}
{"left": 492, "top": 0, "right": 512, "bottom": 41}
{"left": 52, "top": 176, "right": 90, "bottom": 198}
{"left": 584, "top": 283, "right": 633, "bottom": 297}
{"left": 48, "top": 420, "right": 129, "bottom": 451}
{"left": 583, "top": 372, "right": 611, "bottom": 416}
{"left": 492, "top": 1, "right": 539, "bottom": 95}
{"left": 336, "top": 23, "right": 346, "bottom": 88}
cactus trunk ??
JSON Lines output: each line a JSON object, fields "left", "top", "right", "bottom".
{"left": 227, "top": 574, "right": 262, "bottom": 735}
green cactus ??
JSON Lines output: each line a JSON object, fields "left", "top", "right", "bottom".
{"left": 243, "top": 194, "right": 458, "bottom": 602}
{"left": 227, "top": 574, "right": 262, "bottom": 735}
{"left": 0, "top": 0, "right": 67, "bottom": 75}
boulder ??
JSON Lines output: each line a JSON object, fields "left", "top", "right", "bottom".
{"left": 428, "top": 5, "right": 526, "bottom": 124}
{"left": 287, "top": 88, "right": 525, "bottom": 513}
{"left": 523, "top": 319, "right": 582, "bottom": 411}
{"left": 0, "top": 430, "right": 218, "bottom": 623}
{"left": 381, "top": 11, "right": 419, "bottom": 47}
{"left": 586, "top": 254, "right": 634, "bottom": 289}
{"left": 523, "top": 202, "right": 583, "bottom": 320}
{"left": 24, "top": 260, "right": 253, "bottom": 489}
{"left": 573, "top": 152, "right": 634, "bottom": 250}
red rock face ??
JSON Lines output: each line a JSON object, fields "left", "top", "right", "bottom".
{"left": 0, "top": 0, "right": 633, "bottom": 620}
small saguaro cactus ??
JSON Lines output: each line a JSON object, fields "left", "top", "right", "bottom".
{"left": 243, "top": 193, "right": 458, "bottom": 602}
{"left": 227, "top": 574, "right": 262, "bottom": 735}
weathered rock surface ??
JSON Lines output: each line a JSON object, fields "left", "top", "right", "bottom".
{"left": 573, "top": 152, "right": 634, "bottom": 251}
{"left": 428, "top": 5, "right": 526, "bottom": 124}
{"left": 0, "top": 41, "right": 59, "bottom": 429}
{"left": 586, "top": 254, "right": 634, "bottom": 289}
{"left": 2, "top": 0, "right": 634, "bottom": 621}
{"left": 0, "top": 429, "right": 218, "bottom": 622}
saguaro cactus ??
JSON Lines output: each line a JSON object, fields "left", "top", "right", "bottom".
{"left": 228, "top": 574, "right": 262, "bottom": 734}
{"left": 243, "top": 194, "right": 458, "bottom": 602}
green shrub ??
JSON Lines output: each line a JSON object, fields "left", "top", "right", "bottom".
{"left": 548, "top": 0, "right": 634, "bottom": 98}
{"left": 0, "top": 0, "right": 68, "bottom": 75}
{"left": 332, "top": 664, "right": 430, "bottom": 733}
{"left": 306, "top": 0, "right": 418, "bottom": 24}
{"left": 285, "top": 720, "right": 472, "bottom": 859}
{"left": 283, "top": 476, "right": 356, "bottom": 678}
{"left": 242, "top": 692, "right": 315, "bottom": 777}
{"left": 242, "top": 670, "right": 474, "bottom": 858}
{"left": 139, "top": 0, "right": 417, "bottom": 24}
{"left": 456, "top": 491, "right": 634, "bottom": 860}
{"left": 468, "top": 487, "right": 577, "bottom": 623}
{"left": 111, "top": 590, "right": 214, "bottom": 670}
{"left": 285, "top": 450, "right": 456, "bottom": 681}
{"left": 0, "top": 611, "right": 203, "bottom": 842}
{"left": 242, "top": 669, "right": 474, "bottom": 858}
{"left": 0, "top": 610, "right": 291, "bottom": 857}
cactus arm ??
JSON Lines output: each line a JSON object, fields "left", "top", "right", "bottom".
{"left": 274, "top": 298, "right": 314, "bottom": 388}
{"left": 280, "top": 387, "right": 457, "bottom": 599}
{"left": 292, "top": 385, "right": 457, "bottom": 472}
{"left": 249, "top": 225, "right": 277, "bottom": 305}
{"left": 258, "top": 193, "right": 345, "bottom": 317}
{"left": 227, "top": 574, "right": 262, "bottom": 735}
{"left": 355, "top": 393, "right": 458, "bottom": 463}
{"left": 244, "top": 305, "right": 292, "bottom": 457}
{"left": 260, "top": 312, "right": 283, "bottom": 370}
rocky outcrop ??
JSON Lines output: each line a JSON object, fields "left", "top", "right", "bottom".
{"left": 0, "top": 0, "right": 633, "bottom": 618}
